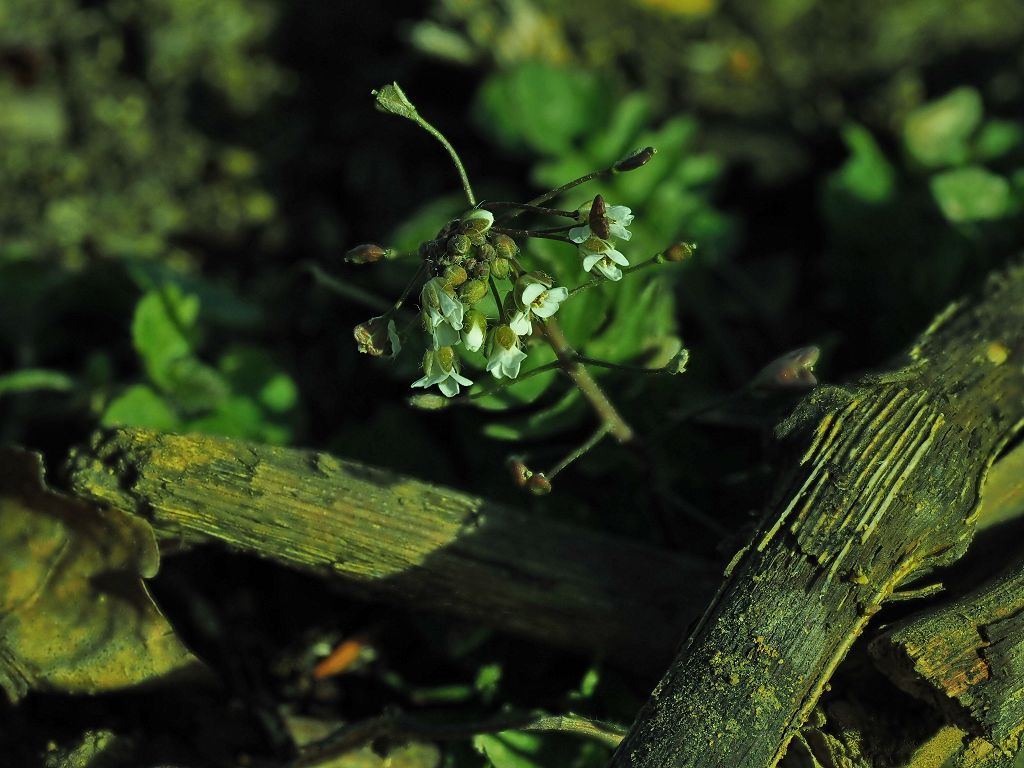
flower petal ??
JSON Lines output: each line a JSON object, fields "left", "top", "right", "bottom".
{"left": 438, "top": 377, "right": 460, "bottom": 397}
{"left": 582, "top": 253, "right": 603, "bottom": 272}
{"left": 606, "top": 248, "right": 629, "bottom": 266}
{"left": 568, "top": 224, "right": 591, "bottom": 243}
{"left": 609, "top": 223, "right": 632, "bottom": 241}
{"left": 509, "top": 311, "right": 533, "bottom": 336}
{"left": 521, "top": 282, "right": 546, "bottom": 306}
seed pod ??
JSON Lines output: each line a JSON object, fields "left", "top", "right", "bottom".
{"left": 588, "top": 194, "right": 610, "bottom": 239}
{"left": 526, "top": 473, "right": 552, "bottom": 496}
{"left": 663, "top": 242, "right": 696, "bottom": 263}
{"left": 613, "top": 146, "right": 656, "bottom": 173}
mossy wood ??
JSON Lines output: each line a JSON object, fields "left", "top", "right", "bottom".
{"left": 65, "top": 429, "right": 717, "bottom": 671}
{"left": 873, "top": 558, "right": 1024, "bottom": 760}
{"left": 610, "top": 261, "right": 1024, "bottom": 768}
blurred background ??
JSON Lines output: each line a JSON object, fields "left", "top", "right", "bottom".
{"left": 1, "top": 0, "right": 1023, "bottom": 765}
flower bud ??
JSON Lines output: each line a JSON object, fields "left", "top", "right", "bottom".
{"left": 613, "top": 146, "right": 656, "bottom": 173}
{"left": 460, "top": 209, "right": 494, "bottom": 238}
{"left": 353, "top": 316, "right": 401, "bottom": 358}
{"left": 472, "top": 260, "right": 491, "bottom": 280}
{"left": 477, "top": 242, "right": 496, "bottom": 262}
{"left": 372, "top": 82, "right": 418, "bottom": 120}
{"left": 507, "top": 458, "right": 533, "bottom": 488}
{"left": 664, "top": 348, "right": 690, "bottom": 375}
{"left": 491, "top": 233, "right": 518, "bottom": 260}
{"left": 345, "top": 243, "right": 389, "bottom": 264}
{"left": 434, "top": 345, "right": 457, "bottom": 373}
{"left": 447, "top": 233, "right": 471, "bottom": 256}
{"left": 491, "top": 324, "right": 518, "bottom": 352}
{"left": 461, "top": 309, "right": 488, "bottom": 352}
{"left": 662, "top": 242, "right": 696, "bottom": 263}
{"left": 443, "top": 264, "right": 468, "bottom": 288}
{"left": 458, "top": 279, "right": 488, "bottom": 304}
{"left": 526, "top": 473, "right": 552, "bottom": 496}
{"left": 408, "top": 393, "right": 452, "bottom": 410}
{"left": 491, "top": 256, "right": 511, "bottom": 280}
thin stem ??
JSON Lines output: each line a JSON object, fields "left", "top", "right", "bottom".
{"left": 466, "top": 361, "right": 561, "bottom": 401}
{"left": 392, "top": 261, "right": 427, "bottom": 313}
{"left": 305, "top": 263, "right": 391, "bottom": 312}
{"left": 491, "top": 226, "right": 573, "bottom": 244}
{"left": 568, "top": 257, "right": 662, "bottom": 298}
{"left": 542, "top": 318, "right": 634, "bottom": 443}
{"left": 489, "top": 276, "right": 506, "bottom": 322}
{"left": 480, "top": 201, "right": 580, "bottom": 219}
{"left": 574, "top": 354, "right": 664, "bottom": 374}
{"left": 547, "top": 423, "right": 613, "bottom": 480}
{"left": 410, "top": 115, "right": 476, "bottom": 205}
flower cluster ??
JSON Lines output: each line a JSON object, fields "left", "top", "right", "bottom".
{"left": 352, "top": 194, "right": 639, "bottom": 399}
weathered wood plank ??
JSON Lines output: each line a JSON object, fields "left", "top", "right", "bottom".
{"left": 610, "top": 260, "right": 1024, "bottom": 768}
{"left": 64, "top": 428, "right": 717, "bottom": 671}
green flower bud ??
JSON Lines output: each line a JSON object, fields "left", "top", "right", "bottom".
{"left": 408, "top": 393, "right": 452, "bottom": 410}
{"left": 491, "top": 233, "right": 518, "bottom": 260}
{"left": 458, "top": 279, "right": 488, "bottom": 304}
{"left": 443, "top": 264, "right": 468, "bottom": 288}
{"left": 425, "top": 345, "right": 457, "bottom": 376}
{"left": 664, "top": 348, "right": 690, "bottom": 375}
{"left": 447, "top": 233, "right": 471, "bottom": 256}
{"left": 613, "top": 146, "right": 656, "bottom": 173}
{"left": 372, "top": 82, "right": 418, "bottom": 120}
{"left": 472, "top": 260, "right": 490, "bottom": 280}
{"left": 491, "top": 256, "right": 511, "bottom": 280}
{"left": 491, "top": 324, "right": 517, "bottom": 351}
{"left": 344, "top": 243, "right": 389, "bottom": 264}
{"left": 477, "top": 242, "right": 496, "bottom": 262}
{"left": 460, "top": 209, "right": 494, "bottom": 238}
{"left": 662, "top": 242, "right": 696, "bottom": 263}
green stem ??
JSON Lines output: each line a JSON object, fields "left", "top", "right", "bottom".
{"left": 492, "top": 226, "right": 573, "bottom": 243}
{"left": 481, "top": 201, "right": 580, "bottom": 219}
{"left": 305, "top": 263, "right": 391, "bottom": 312}
{"left": 546, "top": 423, "right": 613, "bottom": 480}
{"left": 574, "top": 354, "right": 664, "bottom": 374}
{"left": 567, "top": 257, "right": 661, "bottom": 298}
{"left": 542, "top": 318, "right": 634, "bottom": 443}
{"left": 466, "top": 361, "right": 561, "bottom": 401}
{"left": 489, "top": 276, "right": 506, "bottom": 322}
{"left": 409, "top": 115, "right": 476, "bottom": 206}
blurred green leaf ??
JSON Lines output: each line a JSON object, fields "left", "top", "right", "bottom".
{"left": 903, "top": 87, "right": 983, "bottom": 168}
{"left": 930, "top": 166, "right": 1011, "bottom": 223}
{"left": 829, "top": 124, "right": 896, "bottom": 204}
{"left": 475, "top": 62, "right": 609, "bottom": 156}
{"left": 101, "top": 385, "right": 180, "bottom": 431}
{"left": 0, "top": 369, "right": 75, "bottom": 397}
{"left": 131, "top": 285, "right": 200, "bottom": 390}
{"left": 974, "top": 120, "right": 1024, "bottom": 162}
{"left": 474, "top": 731, "right": 545, "bottom": 768}
{"left": 0, "top": 87, "right": 65, "bottom": 142}
{"left": 165, "top": 358, "right": 231, "bottom": 414}
{"left": 218, "top": 345, "right": 298, "bottom": 413}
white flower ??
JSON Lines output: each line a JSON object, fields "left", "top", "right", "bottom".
{"left": 353, "top": 316, "right": 401, "bottom": 358}
{"left": 461, "top": 309, "right": 488, "bottom": 353}
{"left": 486, "top": 325, "right": 528, "bottom": 379}
{"left": 569, "top": 202, "right": 634, "bottom": 243}
{"left": 411, "top": 346, "right": 473, "bottom": 398}
{"left": 420, "top": 277, "right": 464, "bottom": 332}
{"left": 577, "top": 236, "right": 630, "bottom": 281}
{"left": 509, "top": 274, "right": 569, "bottom": 336}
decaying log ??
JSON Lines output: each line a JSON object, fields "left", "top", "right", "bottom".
{"left": 64, "top": 429, "right": 717, "bottom": 671}
{"left": 610, "top": 260, "right": 1024, "bottom": 768}
{"left": 872, "top": 558, "right": 1024, "bottom": 759}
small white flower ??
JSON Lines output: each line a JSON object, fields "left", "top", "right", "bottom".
{"left": 353, "top": 316, "right": 401, "bottom": 358}
{"left": 569, "top": 202, "right": 634, "bottom": 243}
{"left": 420, "top": 277, "right": 464, "bottom": 332}
{"left": 461, "top": 309, "right": 488, "bottom": 353}
{"left": 509, "top": 274, "right": 569, "bottom": 335}
{"left": 411, "top": 346, "right": 473, "bottom": 397}
{"left": 486, "top": 325, "right": 528, "bottom": 380}
{"left": 577, "top": 236, "right": 630, "bottom": 281}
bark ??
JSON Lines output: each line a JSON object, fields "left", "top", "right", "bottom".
{"left": 872, "top": 559, "right": 1024, "bottom": 759}
{"left": 64, "top": 429, "right": 717, "bottom": 672}
{"left": 610, "top": 260, "right": 1024, "bottom": 768}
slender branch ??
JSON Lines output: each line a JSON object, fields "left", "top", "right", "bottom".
{"left": 567, "top": 257, "right": 662, "bottom": 298}
{"left": 546, "top": 423, "right": 613, "bottom": 480}
{"left": 480, "top": 201, "right": 580, "bottom": 220}
{"left": 491, "top": 226, "right": 573, "bottom": 244}
{"left": 466, "top": 361, "right": 562, "bottom": 401}
{"left": 305, "top": 263, "right": 391, "bottom": 312}
{"left": 574, "top": 355, "right": 664, "bottom": 374}
{"left": 410, "top": 116, "right": 476, "bottom": 206}
{"left": 542, "top": 318, "right": 635, "bottom": 443}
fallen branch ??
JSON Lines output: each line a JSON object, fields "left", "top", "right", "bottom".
{"left": 610, "top": 260, "right": 1024, "bottom": 767}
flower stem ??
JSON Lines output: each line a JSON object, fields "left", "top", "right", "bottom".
{"left": 542, "top": 318, "right": 634, "bottom": 443}
{"left": 409, "top": 115, "right": 476, "bottom": 206}
{"left": 480, "top": 201, "right": 580, "bottom": 219}
{"left": 546, "top": 423, "right": 612, "bottom": 480}
{"left": 567, "top": 256, "right": 662, "bottom": 298}
{"left": 574, "top": 354, "right": 664, "bottom": 374}
{"left": 466, "top": 361, "right": 562, "bottom": 401}
{"left": 491, "top": 226, "right": 573, "bottom": 243}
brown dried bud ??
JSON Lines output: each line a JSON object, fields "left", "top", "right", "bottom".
{"left": 752, "top": 346, "right": 820, "bottom": 390}
{"left": 345, "top": 243, "right": 389, "bottom": 264}
{"left": 525, "top": 473, "right": 552, "bottom": 496}
{"left": 353, "top": 316, "right": 401, "bottom": 358}
{"left": 662, "top": 242, "right": 696, "bottom": 263}
{"left": 588, "top": 194, "right": 610, "bottom": 240}
{"left": 507, "top": 458, "right": 532, "bottom": 488}
{"left": 613, "top": 146, "right": 657, "bottom": 173}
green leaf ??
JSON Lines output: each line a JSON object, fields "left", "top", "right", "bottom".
{"left": 101, "top": 385, "right": 180, "bottom": 431}
{"left": 475, "top": 63, "right": 609, "bottom": 156}
{"left": 830, "top": 124, "right": 896, "bottom": 204}
{"left": 474, "top": 731, "right": 545, "bottom": 768}
{"left": 165, "top": 358, "right": 231, "bottom": 414}
{"left": 903, "top": 87, "right": 984, "bottom": 168}
{"left": 0, "top": 369, "right": 75, "bottom": 397}
{"left": 218, "top": 345, "right": 298, "bottom": 413}
{"left": 974, "top": 119, "right": 1024, "bottom": 162}
{"left": 930, "top": 166, "right": 1010, "bottom": 223}
{"left": 131, "top": 285, "right": 200, "bottom": 390}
